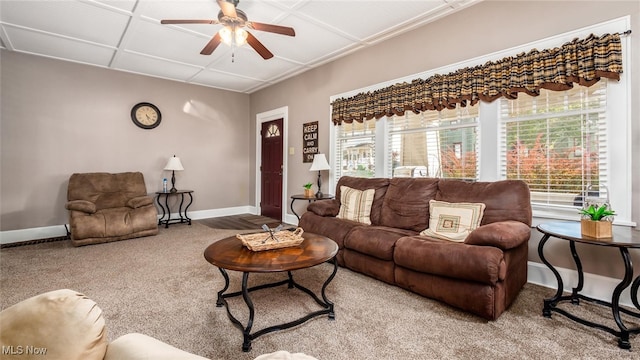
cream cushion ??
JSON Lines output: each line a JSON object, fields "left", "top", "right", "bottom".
{"left": 336, "top": 185, "right": 375, "bottom": 224}
{"left": 420, "top": 200, "right": 486, "bottom": 242}
{"left": 104, "top": 333, "right": 208, "bottom": 360}
{"left": 0, "top": 289, "right": 107, "bottom": 360}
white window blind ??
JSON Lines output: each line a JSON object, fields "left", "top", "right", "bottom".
{"left": 334, "top": 118, "right": 376, "bottom": 183}
{"left": 387, "top": 106, "right": 479, "bottom": 180}
{"left": 499, "top": 80, "right": 608, "bottom": 209}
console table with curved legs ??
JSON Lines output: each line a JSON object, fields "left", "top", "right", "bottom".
{"left": 537, "top": 222, "right": 640, "bottom": 349}
{"left": 155, "top": 190, "right": 193, "bottom": 228}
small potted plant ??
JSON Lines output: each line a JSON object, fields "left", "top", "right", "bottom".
{"left": 303, "top": 182, "right": 314, "bottom": 198}
{"left": 579, "top": 204, "right": 615, "bottom": 238}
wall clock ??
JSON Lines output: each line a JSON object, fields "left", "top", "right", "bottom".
{"left": 131, "top": 102, "right": 161, "bottom": 129}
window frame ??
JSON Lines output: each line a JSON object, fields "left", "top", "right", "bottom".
{"left": 330, "top": 16, "right": 632, "bottom": 225}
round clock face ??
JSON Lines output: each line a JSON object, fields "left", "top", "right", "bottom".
{"left": 131, "top": 102, "right": 161, "bottom": 129}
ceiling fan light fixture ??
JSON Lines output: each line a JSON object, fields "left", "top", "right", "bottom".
{"left": 219, "top": 26, "right": 247, "bottom": 47}
{"left": 235, "top": 28, "right": 248, "bottom": 46}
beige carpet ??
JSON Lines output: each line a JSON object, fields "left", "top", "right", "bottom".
{"left": 1, "top": 222, "right": 638, "bottom": 359}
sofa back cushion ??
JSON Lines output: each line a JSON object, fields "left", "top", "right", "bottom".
{"left": 379, "top": 177, "right": 439, "bottom": 231}
{"left": 335, "top": 176, "right": 390, "bottom": 225}
{"left": 68, "top": 172, "right": 148, "bottom": 210}
{"left": 435, "top": 179, "right": 531, "bottom": 226}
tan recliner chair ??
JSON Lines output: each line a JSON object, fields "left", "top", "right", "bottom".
{"left": 65, "top": 172, "right": 158, "bottom": 246}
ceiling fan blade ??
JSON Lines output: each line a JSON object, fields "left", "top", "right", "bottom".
{"left": 200, "top": 33, "right": 222, "bottom": 55}
{"left": 246, "top": 31, "right": 273, "bottom": 59}
{"left": 161, "top": 19, "right": 218, "bottom": 25}
{"left": 217, "top": 0, "right": 237, "bottom": 18}
{"left": 248, "top": 22, "right": 295, "bottom": 36}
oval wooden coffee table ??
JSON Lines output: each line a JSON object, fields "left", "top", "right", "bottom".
{"left": 204, "top": 231, "right": 338, "bottom": 352}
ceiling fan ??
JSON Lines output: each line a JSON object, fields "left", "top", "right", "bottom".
{"left": 160, "top": 0, "right": 295, "bottom": 60}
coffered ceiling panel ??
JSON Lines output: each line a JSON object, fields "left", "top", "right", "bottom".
{"left": 0, "top": 0, "right": 482, "bottom": 94}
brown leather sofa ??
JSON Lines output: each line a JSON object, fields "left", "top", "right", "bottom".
{"left": 299, "top": 176, "right": 532, "bottom": 320}
{"left": 65, "top": 172, "right": 158, "bottom": 246}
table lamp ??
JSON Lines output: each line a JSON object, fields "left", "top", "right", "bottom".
{"left": 164, "top": 155, "right": 184, "bottom": 193}
{"left": 309, "top": 153, "right": 330, "bottom": 198}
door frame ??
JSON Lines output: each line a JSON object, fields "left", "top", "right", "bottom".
{"left": 255, "top": 106, "right": 288, "bottom": 221}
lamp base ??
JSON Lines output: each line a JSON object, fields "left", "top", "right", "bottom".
{"left": 315, "top": 191, "right": 323, "bottom": 199}
{"left": 170, "top": 187, "right": 177, "bottom": 193}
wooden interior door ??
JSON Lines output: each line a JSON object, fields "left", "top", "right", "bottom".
{"left": 260, "top": 119, "right": 283, "bottom": 220}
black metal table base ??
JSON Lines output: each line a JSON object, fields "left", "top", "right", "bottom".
{"left": 215, "top": 259, "right": 338, "bottom": 352}
{"left": 156, "top": 191, "right": 193, "bottom": 228}
{"left": 538, "top": 234, "right": 640, "bottom": 349}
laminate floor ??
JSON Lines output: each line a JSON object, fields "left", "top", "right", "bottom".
{"left": 196, "top": 214, "right": 288, "bottom": 230}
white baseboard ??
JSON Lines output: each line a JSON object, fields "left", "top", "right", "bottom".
{"left": 527, "top": 261, "right": 634, "bottom": 308}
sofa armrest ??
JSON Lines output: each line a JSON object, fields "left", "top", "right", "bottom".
{"left": 127, "top": 195, "right": 154, "bottom": 209}
{"left": 464, "top": 221, "right": 531, "bottom": 250}
{"left": 65, "top": 200, "right": 97, "bottom": 214}
{"left": 307, "top": 199, "right": 340, "bottom": 217}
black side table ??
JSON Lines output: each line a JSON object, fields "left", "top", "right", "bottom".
{"left": 537, "top": 222, "right": 640, "bottom": 349}
{"left": 290, "top": 194, "right": 334, "bottom": 220}
{"left": 155, "top": 190, "right": 193, "bottom": 228}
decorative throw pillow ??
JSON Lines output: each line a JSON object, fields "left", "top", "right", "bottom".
{"left": 420, "top": 200, "right": 486, "bottom": 242}
{"left": 336, "top": 186, "right": 375, "bottom": 224}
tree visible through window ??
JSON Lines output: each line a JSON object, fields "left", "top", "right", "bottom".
{"left": 500, "top": 80, "right": 607, "bottom": 208}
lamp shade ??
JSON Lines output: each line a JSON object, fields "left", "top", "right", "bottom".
{"left": 309, "top": 154, "right": 330, "bottom": 171}
{"left": 164, "top": 156, "right": 184, "bottom": 171}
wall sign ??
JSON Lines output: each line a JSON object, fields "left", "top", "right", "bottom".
{"left": 302, "top": 121, "right": 318, "bottom": 163}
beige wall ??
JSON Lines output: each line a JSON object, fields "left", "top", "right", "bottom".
{"left": 1, "top": 50, "right": 251, "bottom": 231}
{"left": 249, "top": 1, "right": 640, "bottom": 277}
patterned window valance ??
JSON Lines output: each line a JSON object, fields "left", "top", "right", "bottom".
{"left": 331, "top": 33, "right": 623, "bottom": 125}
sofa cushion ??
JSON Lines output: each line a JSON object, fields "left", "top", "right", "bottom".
{"left": 344, "top": 226, "right": 417, "bottom": 261}
{"left": 465, "top": 221, "right": 531, "bottom": 250}
{"left": 66, "top": 200, "right": 97, "bottom": 214}
{"left": 0, "top": 289, "right": 107, "bottom": 360}
{"left": 307, "top": 199, "right": 340, "bottom": 217}
{"left": 335, "top": 176, "right": 390, "bottom": 225}
{"left": 379, "top": 177, "right": 439, "bottom": 231}
{"left": 337, "top": 186, "right": 375, "bottom": 224}
{"left": 435, "top": 179, "right": 532, "bottom": 226}
{"left": 127, "top": 195, "right": 154, "bottom": 209}
{"left": 394, "top": 236, "right": 506, "bottom": 285}
{"left": 420, "top": 200, "right": 485, "bottom": 242}
{"left": 299, "top": 212, "right": 362, "bottom": 266}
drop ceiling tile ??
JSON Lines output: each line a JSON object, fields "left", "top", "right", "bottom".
{"left": 0, "top": 0, "right": 131, "bottom": 47}
{"left": 138, "top": 0, "right": 219, "bottom": 23}
{"left": 262, "top": 14, "right": 353, "bottom": 64}
{"left": 114, "top": 51, "right": 203, "bottom": 81}
{"left": 296, "top": 1, "right": 446, "bottom": 41}
{"left": 191, "top": 68, "right": 265, "bottom": 92}
{"left": 125, "top": 20, "right": 217, "bottom": 67}
{"left": 3, "top": 25, "right": 115, "bottom": 66}
{"left": 205, "top": 44, "right": 299, "bottom": 80}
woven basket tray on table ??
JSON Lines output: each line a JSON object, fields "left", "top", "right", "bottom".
{"left": 237, "top": 228, "right": 304, "bottom": 251}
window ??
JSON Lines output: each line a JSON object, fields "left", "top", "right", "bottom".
{"left": 499, "top": 81, "right": 607, "bottom": 210}
{"left": 333, "top": 118, "right": 376, "bottom": 183}
{"left": 387, "top": 106, "right": 479, "bottom": 180}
